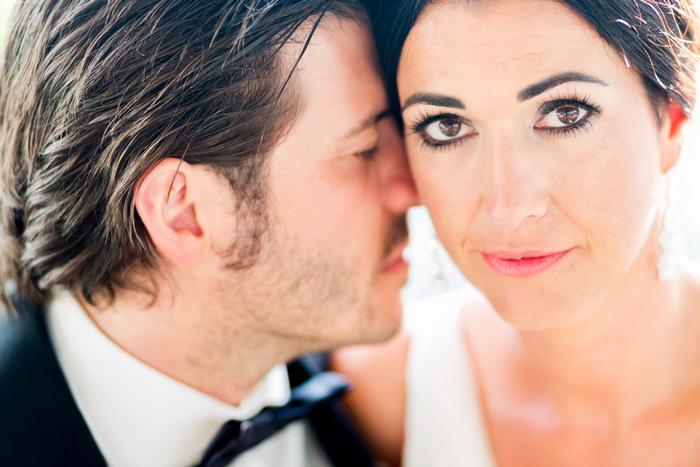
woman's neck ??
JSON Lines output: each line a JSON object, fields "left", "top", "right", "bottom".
{"left": 466, "top": 261, "right": 700, "bottom": 430}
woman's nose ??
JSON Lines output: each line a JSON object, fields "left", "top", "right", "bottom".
{"left": 480, "top": 138, "right": 547, "bottom": 230}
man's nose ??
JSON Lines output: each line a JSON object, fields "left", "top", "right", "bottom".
{"left": 480, "top": 137, "right": 547, "bottom": 230}
{"left": 380, "top": 123, "right": 419, "bottom": 214}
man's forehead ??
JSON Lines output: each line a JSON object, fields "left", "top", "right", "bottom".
{"left": 340, "top": 109, "right": 391, "bottom": 141}
{"left": 271, "top": 10, "right": 390, "bottom": 153}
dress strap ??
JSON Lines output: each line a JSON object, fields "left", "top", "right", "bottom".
{"left": 403, "top": 292, "right": 496, "bottom": 467}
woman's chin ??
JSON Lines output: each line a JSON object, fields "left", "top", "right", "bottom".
{"left": 469, "top": 278, "right": 588, "bottom": 331}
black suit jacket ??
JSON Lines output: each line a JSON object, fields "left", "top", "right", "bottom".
{"left": 0, "top": 297, "right": 373, "bottom": 467}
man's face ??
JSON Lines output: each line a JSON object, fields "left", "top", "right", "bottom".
{"left": 210, "top": 16, "right": 417, "bottom": 353}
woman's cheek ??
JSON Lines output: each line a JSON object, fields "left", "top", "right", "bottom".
{"left": 413, "top": 161, "right": 475, "bottom": 258}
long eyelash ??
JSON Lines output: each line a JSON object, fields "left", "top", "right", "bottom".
{"left": 407, "top": 110, "right": 469, "bottom": 151}
{"left": 418, "top": 133, "right": 467, "bottom": 152}
{"left": 537, "top": 91, "right": 602, "bottom": 116}
{"left": 407, "top": 110, "right": 452, "bottom": 135}
{"left": 537, "top": 92, "right": 602, "bottom": 138}
{"left": 542, "top": 119, "right": 593, "bottom": 138}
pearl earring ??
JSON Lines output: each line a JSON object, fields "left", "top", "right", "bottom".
{"left": 657, "top": 173, "right": 683, "bottom": 281}
{"left": 426, "top": 231, "right": 446, "bottom": 294}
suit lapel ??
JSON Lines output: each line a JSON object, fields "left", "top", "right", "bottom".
{"left": 0, "top": 296, "right": 106, "bottom": 467}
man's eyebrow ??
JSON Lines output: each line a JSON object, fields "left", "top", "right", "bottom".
{"left": 517, "top": 72, "right": 609, "bottom": 102}
{"left": 401, "top": 92, "right": 466, "bottom": 113}
{"left": 342, "top": 108, "right": 392, "bottom": 140}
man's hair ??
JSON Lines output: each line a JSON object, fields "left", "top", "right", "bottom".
{"left": 0, "top": 0, "right": 363, "bottom": 311}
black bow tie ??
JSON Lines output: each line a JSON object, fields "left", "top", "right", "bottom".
{"left": 198, "top": 371, "right": 350, "bottom": 467}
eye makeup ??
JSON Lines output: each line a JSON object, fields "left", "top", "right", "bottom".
{"left": 406, "top": 110, "right": 473, "bottom": 151}
{"left": 405, "top": 91, "right": 604, "bottom": 151}
{"left": 535, "top": 92, "right": 602, "bottom": 137}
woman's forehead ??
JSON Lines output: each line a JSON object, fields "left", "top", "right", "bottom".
{"left": 398, "top": 0, "right": 623, "bottom": 96}
{"left": 407, "top": 0, "right": 595, "bottom": 53}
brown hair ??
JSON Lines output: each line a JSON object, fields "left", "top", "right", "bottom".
{"left": 0, "top": 0, "right": 363, "bottom": 311}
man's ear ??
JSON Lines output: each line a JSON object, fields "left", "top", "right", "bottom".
{"left": 135, "top": 158, "right": 206, "bottom": 268}
{"left": 659, "top": 98, "right": 689, "bottom": 173}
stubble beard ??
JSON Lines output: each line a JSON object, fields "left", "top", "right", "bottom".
{"left": 215, "top": 214, "right": 410, "bottom": 357}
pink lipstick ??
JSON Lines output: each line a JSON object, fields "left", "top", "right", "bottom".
{"left": 482, "top": 250, "right": 570, "bottom": 278}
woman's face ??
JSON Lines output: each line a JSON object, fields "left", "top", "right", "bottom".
{"left": 398, "top": 0, "right": 685, "bottom": 327}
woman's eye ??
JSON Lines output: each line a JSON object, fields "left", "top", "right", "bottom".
{"left": 535, "top": 105, "right": 590, "bottom": 129}
{"left": 423, "top": 118, "right": 475, "bottom": 142}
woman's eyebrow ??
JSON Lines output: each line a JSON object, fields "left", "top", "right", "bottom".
{"left": 400, "top": 73, "right": 608, "bottom": 112}
{"left": 518, "top": 72, "right": 609, "bottom": 101}
{"left": 401, "top": 92, "right": 466, "bottom": 112}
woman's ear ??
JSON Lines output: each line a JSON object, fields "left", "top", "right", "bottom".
{"left": 659, "top": 99, "right": 689, "bottom": 173}
{"left": 135, "top": 159, "right": 206, "bottom": 268}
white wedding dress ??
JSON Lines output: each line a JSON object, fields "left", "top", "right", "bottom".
{"left": 402, "top": 287, "right": 497, "bottom": 466}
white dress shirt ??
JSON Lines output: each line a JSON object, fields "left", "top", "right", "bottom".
{"left": 46, "top": 292, "right": 329, "bottom": 467}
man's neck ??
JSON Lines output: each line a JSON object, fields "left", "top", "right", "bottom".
{"left": 81, "top": 281, "right": 294, "bottom": 406}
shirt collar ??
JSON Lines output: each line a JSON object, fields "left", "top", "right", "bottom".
{"left": 46, "top": 292, "right": 291, "bottom": 467}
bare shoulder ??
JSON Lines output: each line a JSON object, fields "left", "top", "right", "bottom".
{"left": 331, "top": 333, "right": 410, "bottom": 466}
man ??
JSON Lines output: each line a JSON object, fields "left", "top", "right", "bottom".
{"left": 0, "top": 0, "right": 417, "bottom": 465}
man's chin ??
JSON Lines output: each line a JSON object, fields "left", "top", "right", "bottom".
{"left": 356, "top": 296, "right": 404, "bottom": 346}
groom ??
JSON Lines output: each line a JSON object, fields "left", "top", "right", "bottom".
{"left": 0, "top": 0, "right": 416, "bottom": 465}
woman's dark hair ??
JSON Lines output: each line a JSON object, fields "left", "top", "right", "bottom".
{"left": 0, "top": 0, "right": 365, "bottom": 311}
{"left": 373, "top": 0, "right": 700, "bottom": 117}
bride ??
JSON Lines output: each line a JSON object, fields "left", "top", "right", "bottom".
{"left": 334, "top": 0, "right": 700, "bottom": 465}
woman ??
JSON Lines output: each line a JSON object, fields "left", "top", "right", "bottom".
{"left": 334, "top": 0, "right": 700, "bottom": 465}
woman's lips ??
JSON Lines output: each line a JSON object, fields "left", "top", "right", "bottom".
{"left": 481, "top": 249, "right": 571, "bottom": 278}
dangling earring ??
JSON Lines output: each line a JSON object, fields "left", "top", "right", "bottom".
{"left": 426, "top": 230, "right": 446, "bottom": 294}
{"left": 657, "top": 172, "right": 683, "bottom": 281}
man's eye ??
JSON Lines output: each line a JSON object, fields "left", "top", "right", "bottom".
{"left": 535, "top": 105, "right": 590, "bottom": 129}
{"left": 355, "top": 146, "right": 379, "bottom": 160}
{"left": 423, "top": 118, "right": 475, "bottom": 142}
